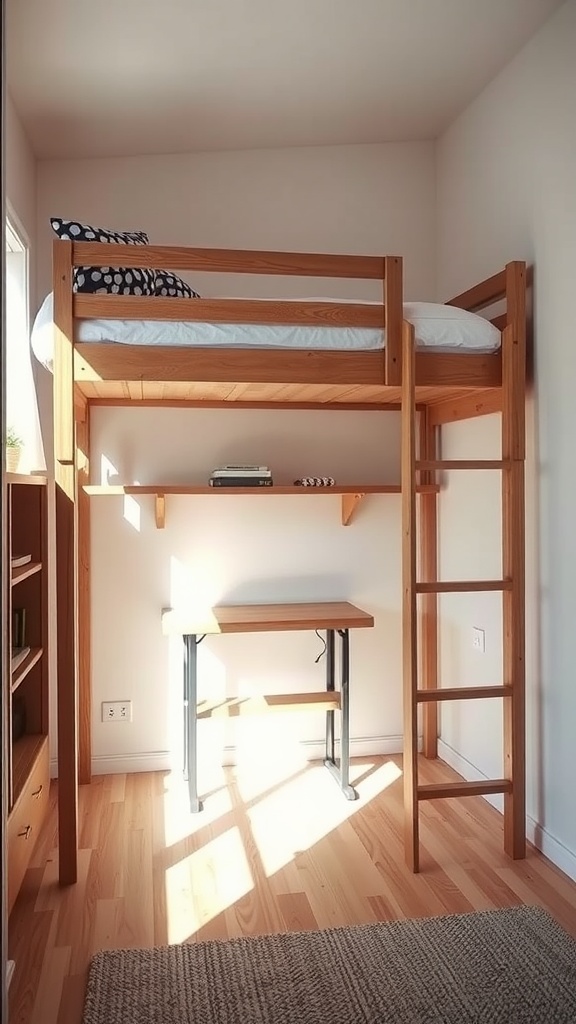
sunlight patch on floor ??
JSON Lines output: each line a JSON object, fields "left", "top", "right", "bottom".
{"left": 243, "top": 758, "right": 403, "bottom": 878}
{"left": 161, "top": 769, "right": 233, "bottom": 845}
{"left": 160, "top": 756, "right": 403, "bottom": 934}
{"left": 165, "top": 825, "right": 253, "bottom": 944}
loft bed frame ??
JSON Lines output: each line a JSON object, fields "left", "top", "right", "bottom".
{"left": 52, "top": 241, "right": 526, "bottom": 881}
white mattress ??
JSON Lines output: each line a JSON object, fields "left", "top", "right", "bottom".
{"left": 31, "top": 293, "right": 501, "bottom": 371}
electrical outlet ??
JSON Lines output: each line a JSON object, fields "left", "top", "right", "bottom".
{"left": 472, "top": 627, "right": 485, "bottom": 653}
{"left": 101, "top": 700, "right": 133, "bottom": 722}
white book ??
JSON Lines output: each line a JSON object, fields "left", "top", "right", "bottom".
{"left": 212, "top": 468, "right": 271, "bottom": 478}
{"left": 218, "top": 464, "right": 270, "bottom": 473}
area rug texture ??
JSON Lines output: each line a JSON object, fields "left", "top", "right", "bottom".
{"left": 82, "top": 905, "right": 576, "bottom": 1024}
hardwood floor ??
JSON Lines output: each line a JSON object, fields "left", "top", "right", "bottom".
{"left": 8, "top": 754, "right": 576, "bottom": 1023}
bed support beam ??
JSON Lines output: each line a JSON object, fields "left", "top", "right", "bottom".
{"left": 77, "top": 401, "right": 92, "bottom": 785}
{"left": 53, "top": 238, "right": 79, "bottom": 883}
{"left": 384, "top": 256, "right": 402, "bottom": 386}
{"left": 427, "top": 391, "right": 502, "bottom": 427}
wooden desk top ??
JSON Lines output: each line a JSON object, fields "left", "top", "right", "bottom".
{"left": 162, "top": 601, "right": 374, "bottom": 636}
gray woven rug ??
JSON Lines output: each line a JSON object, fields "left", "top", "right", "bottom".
{"left": 82, "top": 906, "right": 576, "bottom": 1024}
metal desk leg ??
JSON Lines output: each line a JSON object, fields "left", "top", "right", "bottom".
{"left": 183, "top": 633, "right": 202, "bottom": 813}
{"left": 323, "top": 627, "right": 357, "bottom": 801}
{"left": 325, "top": 628, "right": 335, "bottom": 764}
{"left": 338, "top": 628, "right": 356, "bottom": 800}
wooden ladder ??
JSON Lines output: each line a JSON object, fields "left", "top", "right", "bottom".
{"left": 401, "top": 264, "right": 526, "bottom": 872}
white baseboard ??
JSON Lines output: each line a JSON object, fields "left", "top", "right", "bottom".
{"left": 51, "top": 750, "right": 174, "bottom": 777}
{"left": 213, "top": 734, "right": 404, "bottom": 767}
{"left": 525, "top": 816, "right": 576, "bottom": 883}
{"left": 438, "top": 739, "right": 576, "bottom": 884}
{"left": 50, "top": 735, "right": 403, "bottom": 778}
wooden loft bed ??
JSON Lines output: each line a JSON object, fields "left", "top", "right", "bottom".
{"left": 52, "top": 241, "right": 526, "bottom": 882}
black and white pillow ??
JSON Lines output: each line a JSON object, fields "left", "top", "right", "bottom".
{"left": 50, "top": 218, "right": 156, "bottom": 295}
{"left": 153, "top": 271, "right": 200, "bottom": 299}
{"left": 50, "top": 218, "right": 149, "bottom": 246}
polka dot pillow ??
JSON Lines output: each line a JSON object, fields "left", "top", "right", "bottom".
{"left": 50, "top": 218, "right": 156, "bottom": 295}
{"left": 153, "top": 271, "right": 200, "bottom": 299}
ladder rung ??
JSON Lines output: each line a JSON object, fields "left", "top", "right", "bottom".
{"left": 417, "top": 780, "right": 512, "bottom": 801}
{"left": 416, "top": 579, "right": 513, "bottom": 594}
{"left": 416, "top": 460, "right": 510, "bottom": 470}
{"left": 416, "top": 685, "right": 513, "bottom": 703}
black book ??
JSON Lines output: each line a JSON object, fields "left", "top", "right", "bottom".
{"left": 209, "top": 476, "right": 274, "bottom": 487}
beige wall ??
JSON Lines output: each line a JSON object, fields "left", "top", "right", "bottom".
{"left": 36, "top": 142, "right": 435, "bottom": 304}
{"left": 436, "top": 0, "right": 576, "bottom": 878}
{"left": 35, "top": 141, "right": 436, "bottom": 773}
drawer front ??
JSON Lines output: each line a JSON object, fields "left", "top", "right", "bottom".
{"left": 8, "top": 740, "right": 50, "bottom": 913}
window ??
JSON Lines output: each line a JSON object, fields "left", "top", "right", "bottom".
{"left": 5, "top": 211, "right": 45, "bottom": 473}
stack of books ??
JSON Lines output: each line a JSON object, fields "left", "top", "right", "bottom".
{"left": 209, "top": 464, "right": 273, "bottom": 488}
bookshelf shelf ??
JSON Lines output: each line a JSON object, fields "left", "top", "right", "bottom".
{"left": 84, "top": 482, "right": 440, "bottom": 528}
{"left": 11, "top": 561, "right": 42, "bottom": 587}
{"left": 11, "top": 648, "right": 44, "bottom": 693}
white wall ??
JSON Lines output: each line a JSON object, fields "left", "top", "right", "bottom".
{"left": 436, "top": 0, "right": 576, "bottom": 878}
{"left": 35, "top": 141, "right": 436, "bottom": 774}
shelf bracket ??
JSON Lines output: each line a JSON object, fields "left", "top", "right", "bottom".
{"left": 155, "top": 493, "right": 166, "bottom": 529}
{"left": 341, "top": 492, "right": 366, "bottom": 526}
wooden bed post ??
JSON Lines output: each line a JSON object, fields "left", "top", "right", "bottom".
{"left": 418, "top": 408, "right": 438, "bottom": 759}
{"left": 384, "top": 256, "right": 402, "bottom": 387}
{"left": 77, "top": 400, "right": 92, "bottom": 786}
{"left": 502, "top": 260, "right": 526, "bottom": 859}
{"left": 53, "top": 240, "right": 79, "bottom": 885}
{"left": 402, "top": 319, "right": 419, "bottom": 871}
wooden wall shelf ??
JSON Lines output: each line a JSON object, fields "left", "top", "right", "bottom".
{"left": 84, "top": 482, "right": 440, "bottom": 528}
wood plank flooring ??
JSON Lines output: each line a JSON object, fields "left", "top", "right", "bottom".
{"left": 8, "top": 754, "right": 576, "bottom": 1023}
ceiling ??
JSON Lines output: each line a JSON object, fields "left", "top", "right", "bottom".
{"left": 7, "top": 0, "right": 563, "bottom": 160}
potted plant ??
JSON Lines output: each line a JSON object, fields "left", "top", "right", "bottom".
{"left": 6, "top": 427, "right": 23, "bottom": 473}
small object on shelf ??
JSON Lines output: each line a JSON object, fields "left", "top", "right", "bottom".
{"left": 12, "top": 607, "right": 26, "bottom": 648}
{"left": 294, "top": 477, "right": 336, "bottom": 487}
{"left": 209, "top": 476, "right": 273, "bottom": 487}
{"left": 11, "top": 553, "right": 32, "bottom": 567}
{"left": 6, "top": 426, "right": 23, "bottom": 473}
{"left": 11, "top": 646, "right": 31, "bottom": 673}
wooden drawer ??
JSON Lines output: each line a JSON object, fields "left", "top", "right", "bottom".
{"left": 7, "top": 738, "right": 49, "bottom": 913}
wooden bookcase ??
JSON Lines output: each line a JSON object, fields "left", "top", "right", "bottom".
{"left": 6, "top": 473, "right": 50, "bottom": 913}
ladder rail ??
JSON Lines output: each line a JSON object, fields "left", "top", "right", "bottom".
{"left": 401, "top": 319, "right": 419, "bottom": 872}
